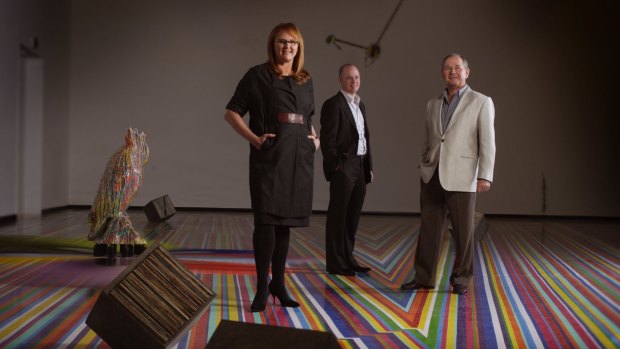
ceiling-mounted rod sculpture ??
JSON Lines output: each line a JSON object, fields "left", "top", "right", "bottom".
{"left": 326, "top": 0, "right": 405, "bottom": 66}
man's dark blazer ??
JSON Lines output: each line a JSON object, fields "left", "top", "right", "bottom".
{"left": 320, "top": 91, "right": 372, "bottom": 182}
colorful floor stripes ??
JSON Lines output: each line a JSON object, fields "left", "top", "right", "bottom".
{"left": 0, "top": 210, "right": 619, "bottom": 348}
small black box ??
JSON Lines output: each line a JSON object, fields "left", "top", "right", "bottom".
{"left": 205, "top": 320, "right": 340, "bottom": 349}
{"left": 144, "top": 195, "right": 176, "bottom": 222}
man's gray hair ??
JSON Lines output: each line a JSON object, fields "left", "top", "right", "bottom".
{"left": 442, "top": 53, "right": 469, "bottom": 69}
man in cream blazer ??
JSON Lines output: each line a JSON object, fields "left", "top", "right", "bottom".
{"left": 401, "top": 53, "right": 496, "bottom": 295}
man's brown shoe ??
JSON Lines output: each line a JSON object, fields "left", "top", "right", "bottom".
{"left": 400, "top": 280, "right": 433, "bottom": 291}
{"left": 452, "top": 284, "right": 468, "bottom": 295}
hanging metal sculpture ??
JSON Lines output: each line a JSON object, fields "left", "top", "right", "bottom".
{"left": 326, "top": 0, "right": 405, "bottom": 66}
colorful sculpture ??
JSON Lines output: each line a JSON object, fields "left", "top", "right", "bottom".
{"left": 88, "top": 128, "right": 150, "bottom": 259}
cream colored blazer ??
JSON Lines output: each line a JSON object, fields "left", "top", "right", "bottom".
{"left": 419, "top": 87, "right": 496, "bottom": 192}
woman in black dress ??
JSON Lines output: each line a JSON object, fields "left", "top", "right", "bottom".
{"left": 224, "top": 23, "right": 319, "bottom": 312}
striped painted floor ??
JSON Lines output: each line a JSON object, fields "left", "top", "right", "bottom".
{"left": 0, "top": 209, "right": 618, "bottom": 348}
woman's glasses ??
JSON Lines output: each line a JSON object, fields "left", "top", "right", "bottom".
{"left": 276, "top": 39, "right": 299, "bottom": 47}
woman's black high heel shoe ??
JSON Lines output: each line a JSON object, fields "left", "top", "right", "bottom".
{"left": 268, "top": 281, "right": 300, "bottom": 308}
{"left": 251, "top": 285, "right": 269, "bottom": 312}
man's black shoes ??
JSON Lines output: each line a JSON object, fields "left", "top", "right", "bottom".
{"left": 327, "top": 269, "right": 356, "bottom": 276}
{"left": 350, "top": 265, "right": 371, "bottom": 273}
{"left": 327, "top": 264, "right": 371, "bottom": 276}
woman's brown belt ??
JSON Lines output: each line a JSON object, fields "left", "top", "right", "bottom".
{"left": 278, "top": 113, "right": 304, "bottom": 124}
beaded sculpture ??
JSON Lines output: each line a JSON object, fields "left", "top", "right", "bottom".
{"left": 87, "top": 128, "right": 150, "bottom": 245}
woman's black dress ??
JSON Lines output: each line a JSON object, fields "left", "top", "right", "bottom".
{"left": 226, "top": 64, "right": 315, "bottom": 227}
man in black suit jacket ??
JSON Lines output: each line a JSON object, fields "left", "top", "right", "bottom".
{"left": 320, "top": 64, "right": 373, "bottom": 276}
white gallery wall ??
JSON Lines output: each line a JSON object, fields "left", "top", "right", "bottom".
{"left": 0, "top": 0, "right": 71, "bottom": 218}
{"left": 67, "top": 0, "right": 619, "bottom": 216}
{"left": 1, "top": 0, "right": 618, "bottom": 218}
